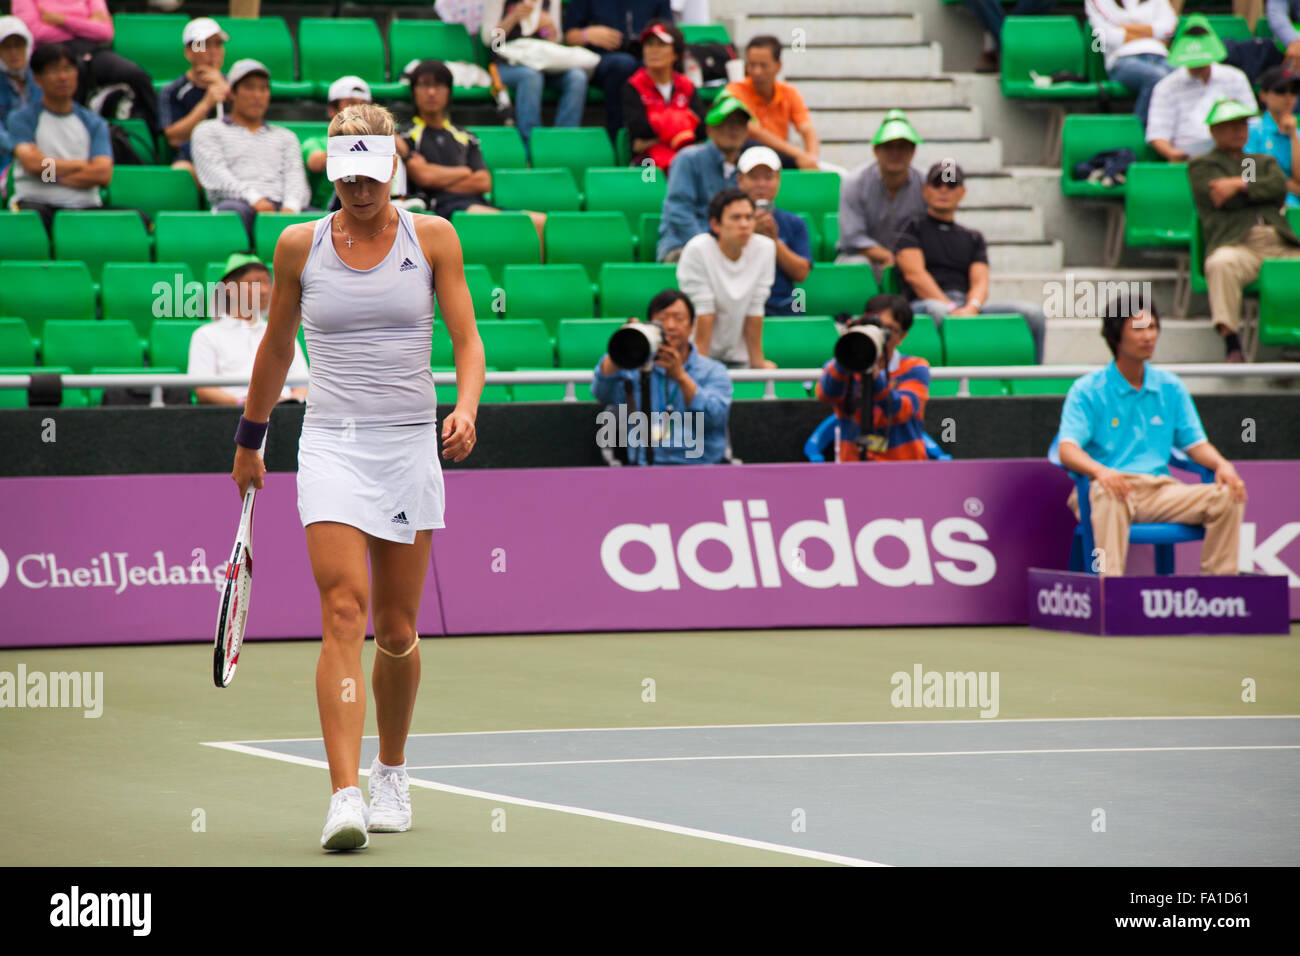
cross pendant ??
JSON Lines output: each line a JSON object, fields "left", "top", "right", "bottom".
{"left": 346, "top": 235, "right": 354, "bottom": 248}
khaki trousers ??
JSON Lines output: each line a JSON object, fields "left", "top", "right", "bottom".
{"left": 1205, "top": 224, "right": 1300, "bottom": 333}
{"left": 1067, "top": 474, "right": 1244, "bottom": 576}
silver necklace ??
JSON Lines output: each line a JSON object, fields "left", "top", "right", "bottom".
{"left": 335, "top": 209, "right": 395, "bottom": 248}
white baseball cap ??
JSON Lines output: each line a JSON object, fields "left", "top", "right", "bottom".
{"left": 0, "top": 16, "right": 33, "bottom": 64}
{"left": 327, "top": 75, "right": 372, "bottom": 104}
{"left": 327, "top": 134, "right": 396, "bottom": 183}
{"left": 226, "top": 58, "right": 270, "bottom": 88}
{"left": 738, "top": 146, "right": 782, "bottom": 174}
{"left": 182, "top": 17, "right": 229, "bottom": 48}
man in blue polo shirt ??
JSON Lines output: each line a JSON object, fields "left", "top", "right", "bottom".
{"left": 736, "top": 145, "right": 812, "bottom": 315}
{"left": 1057, "top": 300, "right": 1247, "bottom": 577}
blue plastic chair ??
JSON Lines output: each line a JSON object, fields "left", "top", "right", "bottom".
{"left": 1047, "top": 434, "right": 1213, "bottom": 575}
{"left": 804, "top": 413, "right": 951, "bottom": 462}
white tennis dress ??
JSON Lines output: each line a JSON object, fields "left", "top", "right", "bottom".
{"left": 296, "top": 206, "right": 445, "bottom": 543}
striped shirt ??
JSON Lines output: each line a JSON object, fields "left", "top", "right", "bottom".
{"left": 816, "top": 350, "right": 930, "bottom": 461}
{"left": 1146, "top": 64, "right": 1257, "bottom": 157}
{"left": 191, "top": 116, "right": 311, "bottom": 210}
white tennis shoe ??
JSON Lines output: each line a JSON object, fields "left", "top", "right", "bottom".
{"left": 367, "top": 758, "right": 412, "bottom": 832}
{"left": 321, "top": 786, "right": 370, "bottom": 851}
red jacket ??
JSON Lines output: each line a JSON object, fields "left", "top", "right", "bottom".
{"left": 626, "top": 68, "right": 702, "bottom": 171}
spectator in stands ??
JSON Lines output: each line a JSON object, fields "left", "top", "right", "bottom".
{"left": 1245, "top": 65, "right": 1300, "bottom": 207}
{"left": 396, "top": 59, "right": 547, "bottom": 249}
{"left": 1190, "top": 98, "right": 1300, "bottom": 362}
{"left": 436, "top": 0, "right": 488, "bottom": 38}
{"left": 623, "top": 18, "right": 705, "bottom": 170}
{"left": 159, "top": 17, "right": 227, "bottom": 182}
{"left": 676, "top": 187, "right": 777, "bottom": 369}
{"left": 591, "top": 288, "right": 732, "bottom": 465}
{"left": 190, "top": 253, "right": 309, "bottom": 406}
{"left": 483, "top": 0, "right": 588, "bottom": 152}
{"left": 1147, "top": 17, "right": 1257, "bottom": 161}
{"left": 7, "top": 42, "right": 113, "bottom": 233}
{"left": 1266, "top": 1, "right": 1300, "bottom": 67}
{"left": 815, "top": 294, "right": 931, "bottom": 462}
{"left": 723, "top": 35, "right": 820, "bottom": 171}
{"left": 14, "top": 0, "right": 160, "bottom": 135}
{"left": 657, "top": 92, "right": 750, "bottom": 261}
{"left": 670, "top": 0, "right": 709, "bottom": 24}
{"left": 836, "top": 110, "right": 926, "bottom": 273}
{"left": 0, "top": 16, "right": 41, "bottom": 126}
{"left": 734, "top": 146, "right": 812, "bottom": 315}
{"left": 1086, "top": 0, "right": 1178, "bottom": 128}
{"left": 304, "top": 76, "right": 377, "bottom": 214}
{"left": 565, "top": 0, "right": 672, "bottom": 141}
{"left": 964, "top": 0, "right": 1057, "bottom": 74}
{"left": 1057, "top": 298, "right": 1246, "bottom": 576}
{"left": 898, "top": 162, "right": 1047, "bottom": 364}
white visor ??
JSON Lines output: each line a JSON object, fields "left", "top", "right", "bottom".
{"left": 327, "top": 134, "right": 397, "bottom": 183}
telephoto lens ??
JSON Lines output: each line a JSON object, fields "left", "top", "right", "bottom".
{"left": 608, "top": 321, "right": 665, "bottom": 372}
{"left": 834, "top": 320, "right": 889, "bottom": 373}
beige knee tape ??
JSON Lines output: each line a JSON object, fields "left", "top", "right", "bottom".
{"left": 375, "top": 635, "right": 420, "bottom": 659}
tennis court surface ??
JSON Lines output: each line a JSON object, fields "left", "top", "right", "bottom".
{"left": 4, "top": 625, "right": 1298, "bottom": 866}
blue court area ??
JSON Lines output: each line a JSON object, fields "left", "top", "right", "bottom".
{"left": 208, "top": 716, "right": 1300, "bottom": 866}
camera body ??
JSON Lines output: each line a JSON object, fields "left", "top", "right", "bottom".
{"left": 608, "top": 320, "right": 664, "bottom": 372}
{"left": 754, "top": 198, "right": 773, "bottom": 214}
{"left": 835, "top": 315, "right": 890, "bottom": 373}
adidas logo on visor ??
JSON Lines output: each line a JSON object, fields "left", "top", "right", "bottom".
{"left": 349, "top": 141, "right": 369, "bottom": 152}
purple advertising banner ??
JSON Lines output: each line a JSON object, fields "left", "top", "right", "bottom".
{"left": 1, "top": 461, "right": 1297, "bottom": 648}
{"left": 1027, "top": 568, "right": 1103, "bottom": 635}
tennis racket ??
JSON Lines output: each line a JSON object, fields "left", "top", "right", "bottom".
{"left": 213, "top": 446, "right": 263, "bottom": 688}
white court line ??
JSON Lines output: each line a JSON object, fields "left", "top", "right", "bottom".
{"left": 211, "top": 714, "right": 1300, "bottom": 745}
{"left": 200, "top": 741, "right": 883, "bottom": 868}
{"left": 405, "top": 744, "right": 1300, "bottom": 771}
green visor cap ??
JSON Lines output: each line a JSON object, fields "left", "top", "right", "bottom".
{"left": 705, "top": 94, "right": 753, "bottom": 125}
{"left": 1167, "top": 15, "right": 1227, "bottom": 68}
{"left": 219, "top": 252, "right": 266, "bottom": 283}
{"left": 872, "top": 109, "right": 923, "bottom": 146}
{"left": 1205, "top": 98, "right": 1259, "bottom": 126}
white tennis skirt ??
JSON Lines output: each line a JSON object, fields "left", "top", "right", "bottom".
{"left": 297, "top": 421, "right": 446, "bottom": 544}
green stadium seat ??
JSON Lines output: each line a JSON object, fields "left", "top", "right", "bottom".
{"left": 108, "top": 166, "right": 200, "bottom": 222}
{"left": 433, "top": 366, "right": 512, "bottom": 404}
{"left": 585, "top": 167, "right": 668, "bottom": 231}
{"left": 1007, "top": 377, "right": 1077, "bottom": 395}
{"left": 1124, "top": 163, "right": 1193, "bottom": 249}
{"left": 52, "top": 211, "right": 151, "bottom": 282}
{"left": 598, "top": 263, "right": 678, "bottom": 318}
{"left": 0, "top": 261, "right": 96, "bottom": 346}
{"left": 110, "top": 118, "right": 159, "bottom": 164}
{"left": 466, "top": 126, "right": 529, "bottom": 171}
{"left": 637, "top": 213, "right": 662, "bottom": 262}
{"left": 254, "top": 212, "right": 321, "bottom": 261}
{"left": 0, "top": 211, "right": 50, "bottom": 260}
{"left": 220, "top": 16, "right": 313, "bottom": 98}
{"left": 795, "top": 263, "right": 879, "bottom": 316}
{"left": 0, "top": 318, "right": 37, "bottom": 367}
{"left": 102, "top": 263, "right": 198, "bottom": 340}
{"left": 732, "top": 380, "right": 812, "bottom": 399}
{"left": 504, "top": 265, "right": 594, "bottom": 336}
{"left": 42, "top": 320, "right": 144, "bottom": 374}
{"left": 762, "top": 317, "right": 839, "bottom": 368}
{"left": 112, "top": 14, "right": 187, "bottom": 82}
{"left": 298, "top": 19, "right": 402, "bottom": 99}
{"left": 776, "top": 170, "right": 841, "bottom": 219}
{"left": 431, "top": 322, "right": 454, "bottom": 367}
{"left": 557, "top": 318, "right": 625, "bottom": 368}
{"left": 821, "top": 212, "right": 839, "bottom": 262}
{"left": 149, "top": 319, "right": 204, "bottom": 370}
{"left": 544, "top": 212, "right": 635, "bottom": 284}
{"left": 794, "top": 211, "right": 821, "bottom": 262}
{"left": 0, "top": 366, "right": 89, "bottom": 408}
{"left": 941, "top": 314, "right": 1035, "bottom": 367}
{"left": 1257, "top": 259, "right": 1300, "bottom": 348}
{"left": 1180, "top": 15, "right": 1252, "bottom": 44}
{"left": 155, "top": 212, "right": 251, "bottom": 280}
{"left": 391, "top": 22, "right": 492, "bottom": 101}
{"left": 437, "top": 263, "right": 500, "bottom": 321}
{"left": 902, "top": 314, "right": 943, "bottom": 366}
{"left": 615, "top": 127, "right": 631, "bottom": 166}
{"left": 280, "top": 121, "right": 330, "bottom": 144}
{"left": 529, "top": 128, "right": 616, "bottom": 184}
{"left": 491, "top": 168, "right": 582, "bottom": 212}
{"left": 478, "top": 319, "right": 554, "bottom": 370}
{"left": 930, "top": 378, "right": 1010, "bottom": 397}
{"left": 1001, "top": 17, "right": 1102, "bottom": 99}
{"left": 1060, "top": 114, "right": 1157, "bottom": 197}
{"left": 453, "top": 212, "right": 541, "bottom": 282}
{"left": 680, "top": 24, "right": 732, "bottom": 44}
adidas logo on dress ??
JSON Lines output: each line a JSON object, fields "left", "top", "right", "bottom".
{"left": 399, "top": 258, "right": 417, "bottom": 272}
{"left": 391, "top": 512, "right": 410, "bottom": 525}
{"left": 349, "top": 141, "right": 369, "bottom": 152}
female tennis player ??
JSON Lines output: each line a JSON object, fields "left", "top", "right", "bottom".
{"left": 230, "top": 102, "right": 484, "bottom": 851}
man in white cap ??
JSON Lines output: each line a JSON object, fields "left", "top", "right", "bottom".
{"left": 0, "top": 15, "right": 40, "bottom": 127}
{"left": 160, "top": 16, "right": 228, "bottom": 181}
{"left": 303, "top": 76, "right": 375, "bottom": 212}
{"left": 191, "top": 58, "right": 312, "bottom": 243}
{"left": 735, "top": 145, "right": 812, "bottom": 315}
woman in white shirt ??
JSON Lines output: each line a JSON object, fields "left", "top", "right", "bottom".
{"left": 1087, "top": 0, "right": 1179, "bottom": 126}
{"left": 188, "top": 253, "right": 309, "bottom": 405}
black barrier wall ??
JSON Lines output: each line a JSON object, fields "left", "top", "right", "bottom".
{"left": 0, "top": 395, "right": 1297, "bottom": 476}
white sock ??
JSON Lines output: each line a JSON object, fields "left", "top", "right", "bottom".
{"left": 376, "top": 759, "right": 406, "bottom": 774}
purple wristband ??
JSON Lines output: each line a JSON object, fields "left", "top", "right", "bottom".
{"left": 235, "top": 416, "right": 269, "bottom": 450}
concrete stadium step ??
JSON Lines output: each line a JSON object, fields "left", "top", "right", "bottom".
{"left": 781, "top": 44, "right": 942, "bottom": 78}
{"left": 1044, "top": 318, "right": 1226, "bottom": 366}
{"left": 910, "top": 138, "right": 1002, "bottom": 171}
{"left": 795, "top": 78, "right": 963, "bottom": 110}
{"left": 813, "top": 106, "right": 983, "bottom": 141}
{"left": 955, "top": 206, "right": 1044, "bottom": 243}
{"left": 744, "top": 0, "right": 918, "bottom": 14}
{"left": 741, "top": 14, "right": 923, "bottom": 46}
{"left": 988, "top": 270, "right": 1180, "bottom": 314}
{"left": 986, "top": 241, "right": 1064, "bottom": 273}
{"left": 962, "top": 172, "right": 1034, "bottom": 207}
